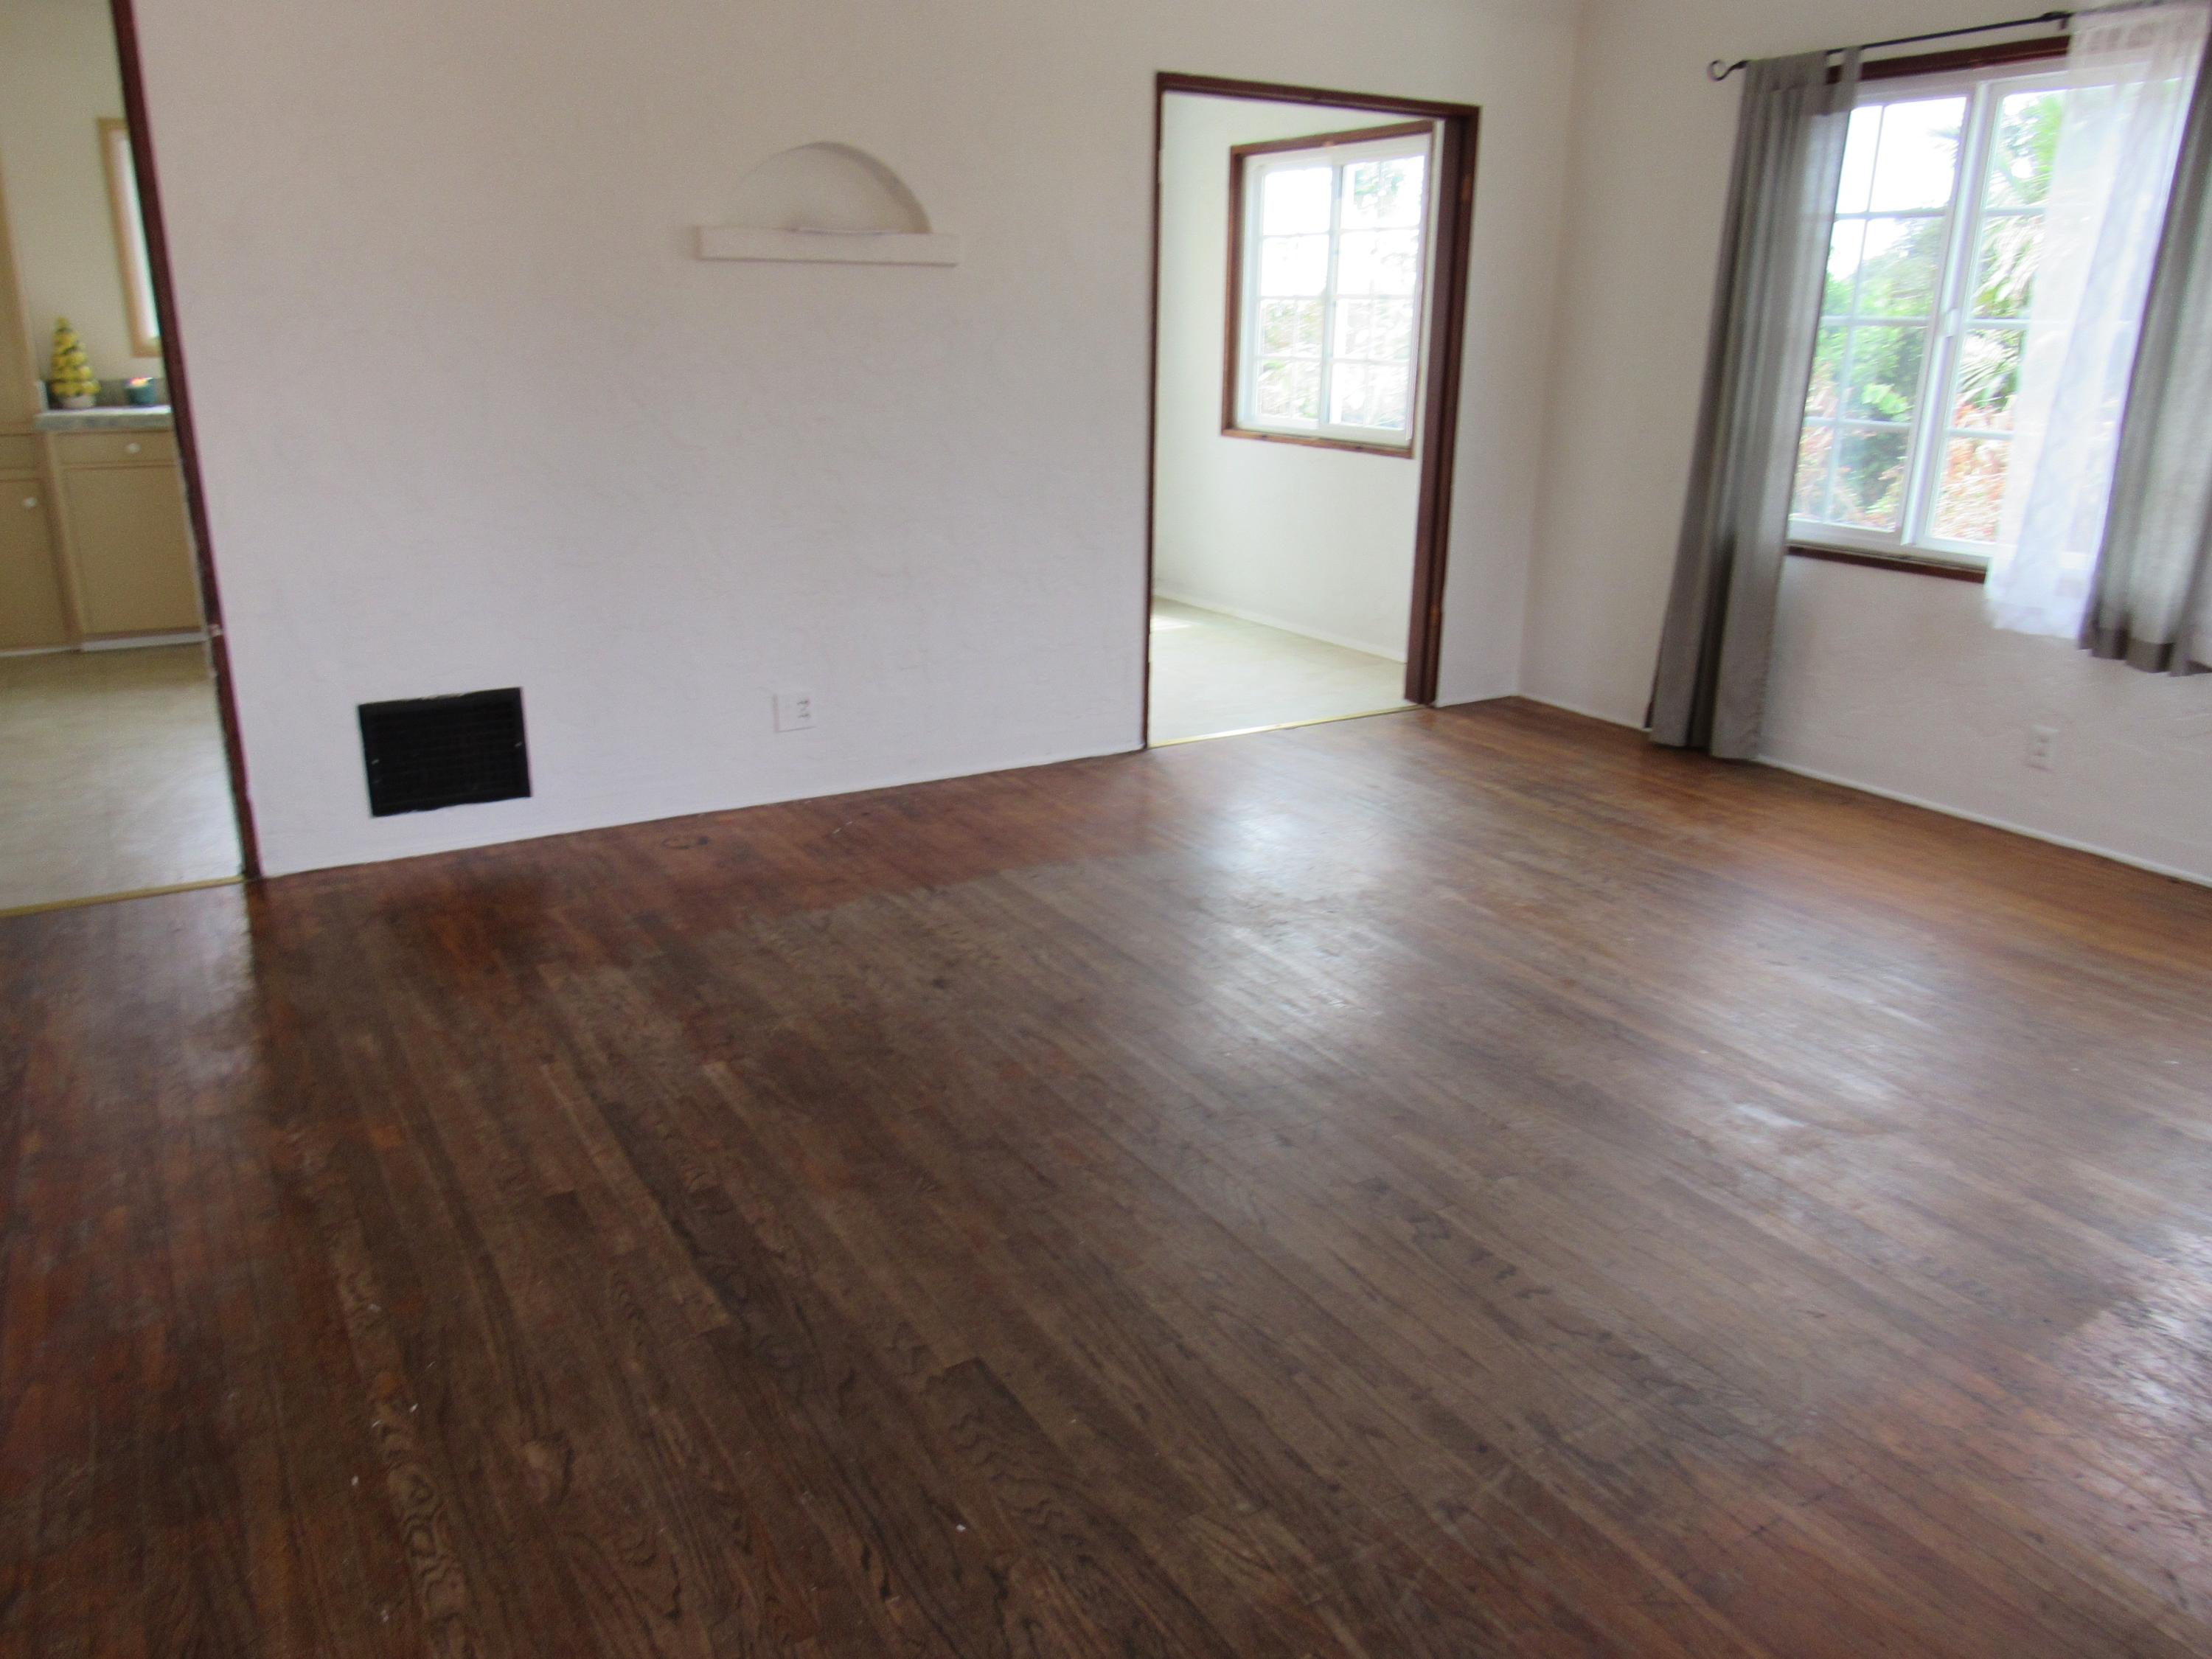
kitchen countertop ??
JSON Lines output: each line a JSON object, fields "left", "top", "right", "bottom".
{"left": 32, "top": 406, "right": 174, "bottom": 434}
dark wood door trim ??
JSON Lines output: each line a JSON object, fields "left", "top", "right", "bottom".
{"left": 1146, "top": 72, "right": 1479, "bottom": 733}
{"left": 1157, "top": 72, "right": 1482, "bottom": 123}
{"left": 1407, "top": 107, "right": 1476, "bottom": 705}
{"left": 108, "top": 0, "right": 262, "bottom": 879}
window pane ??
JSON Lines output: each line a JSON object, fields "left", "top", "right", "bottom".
{"left": 1867, "top": 97, "right": 1965, "bottom": 212}
{"left": 1368, "top": 364, "right": 1411, "bottom": 429}
{"left": 1254, "top": 356, "right": 1320, "bottom": 423}
{"left": 1259, "top": 298, "right": 1323, "bottom": 358}
{"left": 1259, "top": 234, "right": 1328, "bottom": 296}
{"left": 1260, "top": 166, "right": 1331, "bottom": 235}
{"left": 1337, "top": 228, "right": 1419, "bottom": 295}
{"left": 1952, "top": 327, "right": 2025, "bottom": 430}
{"left": 1335, "top": 296, "right": 1415, "bottom": 362}
{"left": 1832, "top": 425, "right": 1910, "bottom": 530}
{"left": 1837, "top": 107, "right": 1881, "bottom": 215}
{"left": 1852, "top": 217, "right": 1943, "bottom": 316}
{"left": 1985, "top": 91, "right": 2062, "bottom": 209}
{"left": 1341, "top": 155, "right": 1426, "bottom": 229}
{"left": 1332, "top": 361, "right": 1370, "bottom": 425}
{"left": 1794, "top": 423, "right": 1835, "bottom": 518}
{"left": 1331, "top": 361, "right": 1410, "bottom": 431}
{"left": 1973, "top": 213, "right": 2042, "bottom": 318}
{"left": 1805, "top": 325, "right": 1845, "bottom": 418}
{"left": 1825, "top": 219, "right": 1866, "bottom": 315}
{"left": 1840, "top": 326, "right": 1925, "bottom": 422}
{"left": 1933, "top": 437, "right": 2010, "bottom": 542}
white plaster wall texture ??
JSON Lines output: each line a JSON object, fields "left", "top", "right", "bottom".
{"left": 133, "top": 0, "right": 1579, "bottom": 873}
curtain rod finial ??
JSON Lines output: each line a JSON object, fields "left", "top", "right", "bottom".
{"left": 1708, "top": 58, "right": 1744, "bottom": 81}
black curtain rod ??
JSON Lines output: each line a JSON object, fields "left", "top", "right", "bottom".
{"left": 1707, "top": 10, "right": 2073, "bottom": 80}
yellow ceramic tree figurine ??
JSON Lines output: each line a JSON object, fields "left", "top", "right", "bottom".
{"left": 49, "top": 317, "right": 98, "bottom": 409}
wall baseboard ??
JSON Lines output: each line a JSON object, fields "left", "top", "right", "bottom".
{"left": 260, "top": 734, "right": 1144, "bottom": 879}
{"left": 1434, "top": 678, "right": 1519, "bottom": 709}
{"left": 2, "top": 632, "right": 208, "bottom": 658}
{"left": 81, "top": 630, "right": 207, "bottom": 652}
{"left": 1760, "top": 757, "right": 2212, "bottom": 890}
{"left": 1152, "top": 588, "right": 1407, "bottom": 662}
{"left": 1514, "top": 692, "right": 2209, "bottom": 888}
{"left": 1512, "top": 691, "right": 1643, "bottom": 728}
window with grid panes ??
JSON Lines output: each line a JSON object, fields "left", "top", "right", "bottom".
{"left": 1231, "top": 126, "right": 1434, "bottom": 451}
{"left": 1792, "top": 65, "right": 2065, "bottom": 561}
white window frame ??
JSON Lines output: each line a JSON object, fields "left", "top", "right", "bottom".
{"left": 1229, "top": 125, "right": 1438, "bottom": 453}
{"left": 1791, "top": 62, "right": 2066, "bottom": 566}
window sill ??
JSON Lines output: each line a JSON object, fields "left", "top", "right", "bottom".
{"left": 1787, "top": 542, "right": 1987, "bottom": 584}
{"left": 1222, "top": 425, "right": 1415, "bottom": 459}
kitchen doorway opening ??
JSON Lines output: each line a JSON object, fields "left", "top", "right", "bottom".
{"left": 0, "top": 0, "right": 258, "bottom": 916}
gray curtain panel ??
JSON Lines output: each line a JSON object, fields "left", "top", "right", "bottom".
{"left": 2087, "top": 44, "right": 2212, "bottom": 675}
{"left": 1650, "top": 52, "right": 1858, "bottom": 756}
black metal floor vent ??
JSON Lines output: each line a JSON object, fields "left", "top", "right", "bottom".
{"left": 358, "top": 688, "right": 531, "bottom": 817}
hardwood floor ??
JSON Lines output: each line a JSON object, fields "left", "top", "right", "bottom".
{"left": 4, "top": 699, "right": 2210, "bottom": 1657}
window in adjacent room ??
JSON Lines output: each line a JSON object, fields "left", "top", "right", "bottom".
{"left": 1227, "top": 122, "right": 1435, "bottom": 453}
{"left": 1792, "top": 65, "right": 2063, "bottom": 563}
{"left": 99, "top": 118, "right": 161, "bottom": 359}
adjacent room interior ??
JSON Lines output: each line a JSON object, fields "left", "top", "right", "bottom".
{"left": 1148, "top": 90, "right": 1438, "bottom": 742}
{"left": 4, "top": 0, "right": 2212, "bottom": 1654}
{"left": 0, "top": 0, "right": 237, "bottom": 916}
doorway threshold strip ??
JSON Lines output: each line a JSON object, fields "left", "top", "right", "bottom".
{"left": 1151, "top": 703, "right": 1417, "bottom": 748}
{"left": 0, "top": 874, "right": 243, "bottom": 922}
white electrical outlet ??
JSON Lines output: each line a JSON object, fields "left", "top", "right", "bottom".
{"left": 2025, "top": 725, "right": 2058, "bottom": 771}
{"left": 774, "top": 689, "right": 815, "bottom": 732}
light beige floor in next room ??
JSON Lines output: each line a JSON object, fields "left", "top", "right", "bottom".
{"left": 0, "top": 645, "right": 240, "bottom": 914}
{"left": 1147, "top": 597, "right": 1411, "bottom": 745}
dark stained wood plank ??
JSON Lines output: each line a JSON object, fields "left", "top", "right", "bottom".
{"left": 3, "top": 698, "right": 2211, "bottom": 1655}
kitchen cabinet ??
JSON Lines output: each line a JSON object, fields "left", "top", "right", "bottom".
{"left": 0, "top": 472, "right": 69, "bottom": 650}
{"left": 52, "top": 435, "right": 201, "bottom": 636}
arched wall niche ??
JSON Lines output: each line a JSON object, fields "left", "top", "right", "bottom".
{"left": 696, "top": 142, "right": 957, "bottom": 265}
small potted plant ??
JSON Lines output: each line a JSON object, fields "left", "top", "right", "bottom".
{"left": 48, "top": 318, "right": 98, "bottom": 410}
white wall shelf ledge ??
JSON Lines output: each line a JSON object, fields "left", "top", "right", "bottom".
{"left": 693, "top": 227, "right": 959, "bottom": 265}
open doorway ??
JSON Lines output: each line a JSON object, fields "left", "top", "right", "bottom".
{"left": 1145, "top": 74, "right": 1476, "bottom": 746}
{"left": 0, "top": 0, "right": 253, "bottom": 914}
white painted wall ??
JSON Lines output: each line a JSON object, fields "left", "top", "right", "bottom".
{"left": 131, "top": 0, "right": 1576, "bottom": 875}
{"left": 1152, "top": 95, "right": 1420, "bottom": 663}
{"left": 1526, "top": 0, "right": 2212, "bottom": 882}
{"left": 0, "top": 0, "right": 154, "bottom": 383}
{"left": 1766, "top": 558, "right": 2212, "bottom": 880}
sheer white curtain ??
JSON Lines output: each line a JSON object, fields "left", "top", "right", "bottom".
{"left": 1988, "top": 1, "right": 2209, "bottom": 635}
{"left": 2089, "top": 30, "right": 2212, "bottom": 670}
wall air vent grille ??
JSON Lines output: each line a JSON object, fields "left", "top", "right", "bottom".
{"left": 358, "top": 688, "right": 530, "bottom": 817}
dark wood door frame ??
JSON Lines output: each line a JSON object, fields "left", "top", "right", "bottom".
{"left": 1144, "top": 72, "right": 1480, "bottom": 739}
{"left": 108, "top": 0, "right": 261, "bottom": 877}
